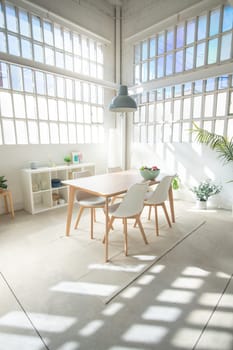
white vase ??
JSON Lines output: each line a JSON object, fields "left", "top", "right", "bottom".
{"left": 196, "top": 200, "right": 207, "bottom": 209}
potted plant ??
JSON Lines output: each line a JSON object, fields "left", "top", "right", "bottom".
{"left": 0, "top": 175, "right": 8, "bottom": 192}
{"left": 190, "top": 179, "right": 222, "bottom": 209}
{"left": 172, "top": 175, "right": 180, "bottom": 190}
{"left": 171, "top": 175, "right": 181, "bottom": 199}
{"left": 64, "top": 155, "right": 71, "bottom": 165}
{"left": 191, "top": 123, "right": 233, "bottom": 182}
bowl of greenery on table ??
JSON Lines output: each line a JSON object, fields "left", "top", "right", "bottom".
{"left": 140, "top": 166, "right": 160, "bottom": 181}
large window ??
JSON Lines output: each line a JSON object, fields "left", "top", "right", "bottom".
{"left": 0, "top": 61, "right": 104, "bottom": 144}
{"left": 0, "top": 0, "right": 105, "bottom": 145}
{"left": 0, "top": 1, "right": 104, "bottom": 78}
{"left": 132, "top": 75, "right": 233, "bottom": 143}
{"left": 134, "top": 5, "right": 233, "bottom": 83}
{"left": 132, "top": 3, "right": 233, "bottom": 143}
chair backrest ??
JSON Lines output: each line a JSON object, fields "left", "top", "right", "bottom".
{"left": 112, "top": 182, "right": 148, "bottom": 218}
{"left": 107, "top": 167, "right": 123, "bottom": 173}
{"left": 146, "top": 175, "right": 173, "bottom": 205}
{"left": 73, "top": 171, "right": 93, "bottom": 201}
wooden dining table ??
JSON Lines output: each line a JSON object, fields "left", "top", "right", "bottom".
{"left": 63, "top": 170, "right": 175, "bottom": 262}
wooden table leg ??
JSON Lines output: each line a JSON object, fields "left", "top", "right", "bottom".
{"left": 105, "top": 197, "right": 109, "bottom": 262}
{"left": 66, "top": 186, "right": 75, "bottom": 236}
{"left": 168, "top": 186, "right": 175, "bottom": 223}
{"left": 3, "top": 195, "right": 9, "bottom": 214}
{"left": 7, "top": 191, "right": 14, "bottom": 218}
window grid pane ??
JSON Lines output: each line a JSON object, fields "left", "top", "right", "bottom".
{"left": 0, "top": 61, "right": 104, "bottom": 145}
{"left": 133, "top": 74, "right": 232, "bottom": 144}
{"left": 0, "top": 1, "right": 104, "bottom": 79}
{"left": 134, "top": 5, "right": 232, "bottom": 84}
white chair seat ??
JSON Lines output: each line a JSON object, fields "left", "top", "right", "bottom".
{"left": 79, "top": 196, "right": 106, "bottom": 206}
{"left": 73, "top": 170, "right": 108, "bottom": 239}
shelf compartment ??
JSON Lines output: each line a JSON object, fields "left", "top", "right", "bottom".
{"left": 33, "top": 191, "right": 52, "bottom": 212}
{"left": 31, "top": 172, "right": 50, "bottom": 192}
{"left": 51, "top": 187, "right": 68, "bottom": 206}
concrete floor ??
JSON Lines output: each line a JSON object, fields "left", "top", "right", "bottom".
{"left": 0, "top": 200, "right": 232, "bottom": 350}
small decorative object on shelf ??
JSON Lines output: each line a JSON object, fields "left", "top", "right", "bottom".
{"left": 190, "top": 179, "right": 222, "bottom": 209}
{"left": 140, "top": 165, "right": 160, "bottom": 180}
{"left": 72, "top": 152, "right": 79, "bottom": 164}
{"left": 51, "top": 178, "right": 61, "bottom": 188}
{"left": 0, "top": 175, "right": 7, "bottom": 192}
{"left": 30, "top": 162, "right": 37, "bottom": 169}
{"left": 64, "top": 155, "right": 71, "bottom": 165}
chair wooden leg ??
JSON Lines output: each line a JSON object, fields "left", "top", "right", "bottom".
{"left": 154, "top": 205, "right": 159, "bottom": 236}
{"left": 8, "top": 192, "right": 14, "bottom": 218}
{"left": 101, "top": 208, "right": 114, "bottom": 230}
{"left": 91, "top": 208, "right": 94, "bottom": 239}
{"left": 93, "top": 208, "right": 96, "bottom": 222}
{"left": 102, "top": 216, "right": 115, "bottom": 243}
{"left": 74, "top": 206, "right": 84, "bottom": 229}
{"left": 148, "top": 206, "right": 152, "bottom": 220}
{"left": 162, "top": 203, "right": 172, "bottom": 227}
{"left": 136, "top": 215, "right": 148, "bottom": 244}
{"left": 111, "top": 196, "right": 116, "bottom": 204}
{"left": 3, "top": 195, "right": 9, "bottom": 214}
{"left": 123, "top": 218, "right": 128, "bottom": 256}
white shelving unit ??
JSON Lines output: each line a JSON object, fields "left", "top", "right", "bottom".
{"left": 21, "top": 163, "right": 95, "bottom": 214}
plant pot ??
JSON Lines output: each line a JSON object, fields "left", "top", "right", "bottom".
{"left": 196, "top": 200, "right": 207, "bottom": 209}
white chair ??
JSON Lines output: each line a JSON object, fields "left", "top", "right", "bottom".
{"left": 143, "top": 175, "right": 173, "bottom": 236}
{"left": 73, "top": 171, "right": 107, "bottom": 239}
{"left": 105, "top": 182, "right": 149, "bottom": 256}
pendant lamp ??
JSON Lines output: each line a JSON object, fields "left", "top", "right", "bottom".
{"left": 109, "top": 85, "right": 137, "bottom": 112}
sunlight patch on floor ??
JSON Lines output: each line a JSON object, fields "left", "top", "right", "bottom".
{"left": 102, "top": 303, "right": 124, "bottom": 316}
{"left": 198, "top": 293, "right": 233, "bottom": 307}
{"left": 171, "top": 328, "right": 201, "bottom": 348}
{"left": 0, "top": 333, "right": 48, "bottom": 350}
{"left": 88, "top": 263, "right": 147, "bottom": 273}
{"left": 197, "top": 330, "right": 233, "bottom": 350}
{"left": 120, "top": 286, "right": 141, "bottom": 299}
{"left": 56, "top": 341, "right": 80, "bottom": 350}
{"left": 137, "top": 274, "right": 155, "bottom": 285}
{"left": 182, "top": 266, "right": 210, "bottom": 277}
{"left": 187, "top": 310, "right": 233, "bottom": 328}
{"left": 157, "top": 289, "right": 195, "bottom": 303}
{"left": 142, "top": 305, "right": 182, "bottom": 322}
{"left": 51, "top": 281, "right": 119, "bottom": 297}
{"left": 0, "top": 311, "right": 76, "bottom": 332}
{"left": 149, "top": 264, "right": 166, "bottom": 274}
{"left": 122, "top": 323, "right": 167, "bottom": 344}
{"left": 133, "top": 254, "right": 157, "bottom": 261}
{"left": 171, "top": 277, "right": 204, "bottom": 289}
{"left": 79, "top": 320, "right": 104, "bottom": 336}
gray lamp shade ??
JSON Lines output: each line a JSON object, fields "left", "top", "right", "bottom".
{"left": 109, "top": 85, "right": 137, "bottom": 112}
